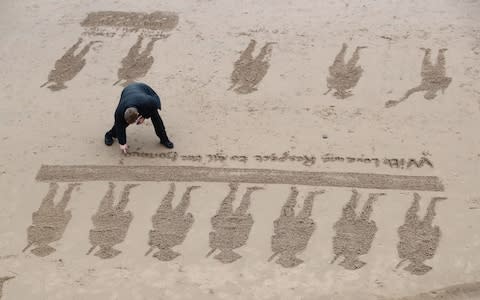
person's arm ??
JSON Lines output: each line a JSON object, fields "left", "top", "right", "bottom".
{"left": 116, "top": 120, "right": 129, "bottom": 154}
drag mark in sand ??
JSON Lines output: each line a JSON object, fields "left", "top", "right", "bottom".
{"left": 331, "top": 189, "right": 385, "bottom": 270}
{"left": 35, "top": 165, "right": 445, "bottom": 192}
{"left": 386, "top": 48, "right": 452, "bottom": 108}
{"left": 325, "top": 43, "right": 366, "bottom": 99}
{"left": 269, "top": 187, "right": 324, "bottom": 267}
{"left": 207, "top": 183, "right": 263, "bottom": 263}
{"left": 41, "top": 38, "right": 101, "bottom": 91}
{"left": 87, "top": 183, "right": 138, "bottom": 259}
{"left": 396, "top": 193, "right": 446, "bottom": 275}
{"left": 81, "top": 11, "right": 179, "bottom": 33}
{"left": 390, "top": 281, "right": 480, "bottom": 300}
{"left": 23, "top": 183, "right": 80, "bottom": 257}
{"left": 114, "top": 35, "right": 163, "bottom": 87}
{"left": 146, "top": 183, "right": 200, "bottom": 261}
{"left": 229, "top": 40, "right": 274, "bottom": 94}
{"left": 0, "top": 276, "right": 14, "bottom": 300}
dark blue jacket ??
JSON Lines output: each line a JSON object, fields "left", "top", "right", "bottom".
{"left": 114, "top": 83, "right": 161, "bottom": 145}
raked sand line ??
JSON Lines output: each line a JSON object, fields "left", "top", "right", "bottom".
{"left": 35, "top": 165, "right": 444, "bottom": 191}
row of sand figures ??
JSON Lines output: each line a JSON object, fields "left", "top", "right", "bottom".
{"left": 23, "top": 182, "right": 445, "bottom": 275}
{"left": 41, "top": 36, "right": 452, "bottom": 108}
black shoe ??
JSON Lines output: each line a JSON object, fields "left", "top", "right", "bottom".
{"left": 160, "top": 139, "right": 174, "bottom": 149}
{"left": 105, "top": 132, "right": 114, "bottom": 146}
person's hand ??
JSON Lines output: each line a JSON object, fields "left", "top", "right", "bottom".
{"left": 136, "top": 116, "right": 145, "bottom": 125}
{"left": 120, "top": 144, "right": 129, "bottom": 154}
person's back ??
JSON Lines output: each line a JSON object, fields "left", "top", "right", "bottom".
{"left": 117, "top": 83, "right": 161, "bottom": 118}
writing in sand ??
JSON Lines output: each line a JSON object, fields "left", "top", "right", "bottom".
{"left": 125, "top": 151, "right": 434, "bottom": 169}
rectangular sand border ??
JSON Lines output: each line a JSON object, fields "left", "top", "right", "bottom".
{"left": 35, "top": 165, "right": 444, "bottom": 192}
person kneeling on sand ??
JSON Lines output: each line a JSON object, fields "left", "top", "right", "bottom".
{"left": 105, "top": 82, "right": 174, "bottom": 154}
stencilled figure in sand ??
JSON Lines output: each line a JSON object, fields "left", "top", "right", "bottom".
{"left": 114, "top": 35, "right": 162, "bottom": 87}
{"left": 23, "top": 183, "right": 80, "bottom": 257}
{"left": 269, "top": 187, "right": 324, "bottom": 268}
{"left": 228, "top": 40, "right": 275, "bottom": 94}
{"left": 0, "top": 276, "right": 14, "bottom": 299}
{"left": 145, "top": 183, "right": 200, "bottom": 261}
{"left": 207, "top": 183, "right": 263, "bottom": 263}
{"left": 324, "top": 43, "right": 366, "bottom": 99}
{"left": 396, "top": 193, "right": 446, "bottom": 275}
{"left": 386, "top": 48, "right": 452, "bottom": 108}
{"left": 41, "top": 38, "right": 100, "bottom": 91}
{"left": 331, "top": 190, "right": 385, "bottom": 270}
{"left": 87, "top": 183, "right": 138, "bottom": 259}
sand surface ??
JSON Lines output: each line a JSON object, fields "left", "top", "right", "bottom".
{"left": 1, "top": 0, "right": 480, "bottom": 299}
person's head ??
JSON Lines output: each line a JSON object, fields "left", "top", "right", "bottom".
{"left": 124, "top": 107, "right": 139, "bottom": 124}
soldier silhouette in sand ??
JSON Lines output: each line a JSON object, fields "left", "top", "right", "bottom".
{"left": 23, "top": 183, "right": 80, "bottom": 257}
{"left": 145, "top": 183, "right": 200, "bottom": 261}
{"left": 331, "top": 190, "right": 385, "bottom": 270}
{"left": 386, "top": 48, "right": 452, "bottom": 108}
{"left": 396, "top": 193, "right": 446, "bottom": 275}
{"left": 228, "top": 40, "right": 275, "bottom": 94}
{"left": 0, "top": 276, "right": 14, "bottom": 299}
{"left": 87, "top": 183, "right": 138, "bottom": 259}
{"left": 41, "top": 38, "right": 100, "bottom": 91}
{"left": 269, "top": 187, "right": 324, "bottom": 268}
{"left": 325, "top": 43, "right": 366, "bottom": 99}
{"left": 207, "top": 183, "right": 263, "bottom": 263}
{"left": 114, "top": 35, "right": 161, "bottom": 87}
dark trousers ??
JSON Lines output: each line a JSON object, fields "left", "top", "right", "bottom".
{"left": 108, "top": 111, "right": 169, "bottom": 142}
